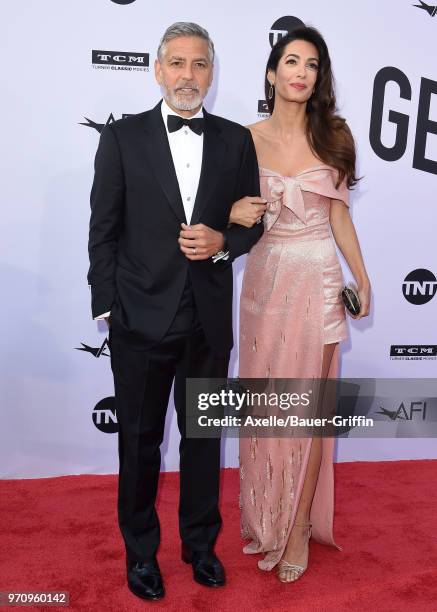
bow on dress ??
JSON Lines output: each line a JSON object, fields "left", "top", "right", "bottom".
{"left": 260, "top": 166, "right": 349, "bottom": 231}
{"left": 263, "top": 175, "right": 307, "bottom": 230}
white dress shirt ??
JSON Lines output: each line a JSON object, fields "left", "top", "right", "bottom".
{"left": 94, "top": 99, "right": 204, "bottom": 320}
{"left": 160, "top": 98, "right": 204, "bottom": 224}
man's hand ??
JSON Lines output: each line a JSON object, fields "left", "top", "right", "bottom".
{"left": 179, "top": 223, "right": 225, "bottom": 260}
{"left": 229, "top": 196, "right": 267, "bottom": 228}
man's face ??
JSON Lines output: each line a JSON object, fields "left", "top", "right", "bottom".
{"left": 155, "top": 36, "right": 213, "bottom": 113}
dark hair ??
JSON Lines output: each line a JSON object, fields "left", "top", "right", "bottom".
{"left": 265, "top": 26, "right": 358, "bottom": 188}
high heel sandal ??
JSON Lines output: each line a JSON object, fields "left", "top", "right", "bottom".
{"left": 276, "top": 520, "right": 312, "bottom": 583}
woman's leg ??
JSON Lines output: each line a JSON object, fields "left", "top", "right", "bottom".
{"left": 279, "top": 342, "right": 338, "bottom": 579}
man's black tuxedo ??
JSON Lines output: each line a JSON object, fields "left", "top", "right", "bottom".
{"left": 88, "top": 101, "right": 263, "bottom": 355}
{"left": 87, "top": 100, "right": 262, "bottom": 563}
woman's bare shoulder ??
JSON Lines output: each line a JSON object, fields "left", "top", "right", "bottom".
{"left": 246, "top": 119, "right": 270, "bottom": 141}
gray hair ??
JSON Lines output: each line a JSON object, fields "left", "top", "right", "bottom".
{"left": 157, "top": 22, "right": 215, "bottom": 64}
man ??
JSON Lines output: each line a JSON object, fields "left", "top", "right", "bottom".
{"left": 88, "top": 22, "right": 265, "bottom": 601}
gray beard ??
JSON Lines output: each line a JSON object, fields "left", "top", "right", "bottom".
{"left": 161, "top": 84, "right": 206, "bottom": 111}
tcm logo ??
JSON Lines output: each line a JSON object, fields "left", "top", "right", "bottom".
{"left": 257, "top": 100, "right": 269, "bottom": 116}
{"left": 402, "top": 269, "right": 437, "bottom": 304}
{"left": 93, "top": 397, "right": 118, "bottom": 433}
{"left": 269, "top": 16, "right": 304, "bottom": 47}
{"left": 375, "top": 401, "right": 427, "bottom": 420}
{"left": 92, "top": 50, "right": 149, "bottom": 71}
{"left": 413, "top": 1, "right": 437, "bottom": 17}
{"left": 390, "top": 345, "right": 437, "bottom": 360}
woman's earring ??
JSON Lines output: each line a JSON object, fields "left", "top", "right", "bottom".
{"left": 268, "top": 83, "right": 274, "bottom": 100}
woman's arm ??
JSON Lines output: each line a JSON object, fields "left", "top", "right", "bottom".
{"left": 229, "top": 196, "right": 267, "bottom": 227}
{"left": 229, "top": 124, "right": 267, "bottom": 228}
{"left": 330, "top": 199, "right": 371, "bottom": 319}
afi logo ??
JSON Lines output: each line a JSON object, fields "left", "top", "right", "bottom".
{"left": 75, "top": 338, "right": 109, "bottom": 358}
{"left": 269, "top": 16, "right": 304, "bottom": 47}
{"left": 375, "top": 401, "right": 427, "bottom": 420}
{"left": 80, "top": 113, "right": 134, "bottom": 134}
{"left": 93, "top": 397, "right": 118, "bottom": 433}
{"left": 402, "top": 269, "right": 437, "bottom": 304}
{"left": 413, "top": 1, "right": 437, "bottom": 16}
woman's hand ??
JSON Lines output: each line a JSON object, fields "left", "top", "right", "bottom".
{"left": 229, "top": 196, "right": 267, "bottom": 227}
{"left": 355, "top": 281, "right": 371, "bottom": 319}
{"left": 330, "top": 199, "right": 371, "bottom": 320}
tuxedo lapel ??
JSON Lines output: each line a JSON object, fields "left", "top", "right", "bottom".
{"left": 142, "top": 101, "right": 186, "bottom": 223}
{"left": 190, "top": 110, "right": 226, "bottom": 225}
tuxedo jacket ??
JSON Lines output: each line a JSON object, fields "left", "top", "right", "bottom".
{"left": 87, "top": 100, "right": 263, "bottom": 355}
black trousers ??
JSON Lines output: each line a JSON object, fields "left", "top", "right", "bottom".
{"left": 109, "top": 276, "right": 229, "bottom": 562}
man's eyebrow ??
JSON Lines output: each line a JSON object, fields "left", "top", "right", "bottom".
{"left": 167, "top": 55, "right": 208, "bottom": 62}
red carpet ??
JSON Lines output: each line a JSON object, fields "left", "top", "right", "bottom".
{"left": 1, "top": 461, "right": 437, "bottom": 611}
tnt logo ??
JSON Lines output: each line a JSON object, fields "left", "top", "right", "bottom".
{"left": 269, "top": 16, "right": 305, "bottom": 48}
{"left": 93, "top": 397, "right": 118, "bottom": 433}
{"left": 402, "top": 269, "right": 437, "bottom": 305}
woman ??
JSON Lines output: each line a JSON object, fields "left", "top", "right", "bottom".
{"left": 230, "top": 27, "right": 371, "bottom": 582}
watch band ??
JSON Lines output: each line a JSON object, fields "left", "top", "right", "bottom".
{"left": 212, "top": 250, "right": 230, "bottom": 263}
{"left": 211, "top": 232, "right": 229, "bottom": 263}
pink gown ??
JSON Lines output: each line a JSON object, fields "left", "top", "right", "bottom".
{"left": 239, "top": 165, "right": 349, "bottom": 571}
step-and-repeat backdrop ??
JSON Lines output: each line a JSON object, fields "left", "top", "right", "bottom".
{"left": 2, "top": 0, "right": 436, "bottom": 478}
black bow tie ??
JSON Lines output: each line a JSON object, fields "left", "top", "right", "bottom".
{"left": 167, "top": 114, "right": 204, "bottom": 135}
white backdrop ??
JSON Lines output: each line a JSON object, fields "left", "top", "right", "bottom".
{"left": 1, "top": 0, "right": 436, "bottom": 478}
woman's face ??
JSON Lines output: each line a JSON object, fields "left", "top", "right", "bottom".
{"left": 268, "top": 39, "right": 319, "bottom": 105}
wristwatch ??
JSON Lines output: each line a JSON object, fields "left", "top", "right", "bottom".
{"left": 212, "top": 250, "right": 230, "bottom": 263}
{"left": 211, "top": 233, "right": 230, "bottom": 263}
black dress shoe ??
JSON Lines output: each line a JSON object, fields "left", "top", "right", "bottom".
{"left": 126, "top": 558, "right": 165, "bottom": 600}
{"left": 181, "top": 545, "right": 226, "bottom": 587}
